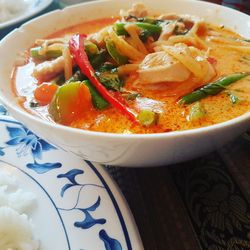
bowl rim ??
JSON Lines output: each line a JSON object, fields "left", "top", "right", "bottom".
{"left": 0, "top": 0, "right": 250, "bottom": 140}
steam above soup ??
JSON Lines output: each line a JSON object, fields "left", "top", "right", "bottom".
{"left": 13, "top": 3, "right": 250, "bottom": 134}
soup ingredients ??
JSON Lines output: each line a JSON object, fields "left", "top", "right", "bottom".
{"left": 34, "top": 83, "right": 58, "bottom": 106}
{"left": 33, "top": 56, "right": 65, "bottom": 81}
{"left": 138, "top": 51, "right": 191, "bottom": 84}
{"left": 49, "top": 81, "right": 92, "bottom": 124}
{"left": 189, "top": 102, "right": 206, "bottom": 121}
{"left": 179, "top": 72, "right": 250, "bottom": 104}
{"left": 13, "top": 3, "right": 250, "bottom": 133}
{"left": 82, "top": 80, "right": 109, "bottom": 110}
{"left": 229, "top": 92, "right": 239, "bottom": 104}
{"left": 114, "top": 22, "right": 162, "bottom": 37}
{"left": 30, "top": 46, "right": 62, "bottom": 60}
{"left": 69, "top": 33, "right": 137, "bottom": 122}
{"left": 0, "top": 171, "right": 38, "bottom": 250}
{"left": 96, "top": 69, "right": 123, "bottom": 91}
{"left": 137, "top": 110, "right": 159, "bottom": 126}
{"left": 161, "top": 44, "right": 215, "bottom": 81}
{"left": 105, "top": 39, "right": 128, "bottom": 65}
{"left": 121, "top": 2, "right": 148, "bottom": 18}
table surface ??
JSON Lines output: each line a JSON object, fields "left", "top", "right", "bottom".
{"left": 0, "top": 1, "right": 250, "bottom": 249}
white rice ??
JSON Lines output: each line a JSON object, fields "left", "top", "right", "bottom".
{"left": 0, "top": 207, "right": 39, "bottom": 250}
{"left": 0, "top": 185, "right": 36, "bottom": 214}
{"left": 0, "top": 171, "right": 39, "bottom": 250}
{"left": 0, "top": 0, "right": 28, "bottom": 23}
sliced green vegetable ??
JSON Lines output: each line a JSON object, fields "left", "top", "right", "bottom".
{"left": 105, "top": 39, "right": 128, "bottom": 65}
{"left": 114, "top": 22, "right": 162, "bottom": 36}
{"left": 189, "top": 102, "right": 206, "bottom": 121}
{"left": 138, "top": 110, "right": 159, "bottom": 126}
{"left": 179, "top": 72, "right": 249, "bottom": 104}
{"left": 245, "top": 39, "right": 250, "bottom": 42}
{"left": 49, "top": 81, "right": 92, "bottom": 124}
{"left": 82, "top": 80, "right": 109, "bottom": 110}
{"left": 84, "top": 40, "right": 99, "bottom": 56}
{"left": 96, "top": 70, "right": 123, "bottom": 91}
{"left": 30, "top": 46, "right": 62, "bottom": 60}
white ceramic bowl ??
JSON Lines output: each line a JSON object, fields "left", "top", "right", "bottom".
{"left": 0, "top": 0, "right": 250, "bottom": 167}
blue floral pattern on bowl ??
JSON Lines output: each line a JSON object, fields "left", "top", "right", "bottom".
{"left": 0, "top": 112, "right": 141, "bottom": 250}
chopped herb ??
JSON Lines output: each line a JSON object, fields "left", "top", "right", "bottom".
{"left": 122, "top": 92, "right": 140, "bottom": 101}
{"left": 173, "top": 25, "right": 189, "bottom": 35}
{"left": 98, "top": 62, "right": 117, "bottom": 72}
{"left": 96, "top": 71, "right": 123, "bottom": 91}
{"left": 30, "top": 101, "right": 40, "bottom": 108}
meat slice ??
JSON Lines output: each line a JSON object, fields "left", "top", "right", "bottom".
{"left": 33, "top": 56, "right": 64, "bottom": 81}
{"left": 138, "top": 51, "right": 191, "bottom": 84}
{"left": 120, "top": 3, "right": 148, "bottom": 18}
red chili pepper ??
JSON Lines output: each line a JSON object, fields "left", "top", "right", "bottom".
{"left": 69, "top": 34, "right": 137, "bottom": 123}
{"left": 207, "top": 57, "right": 217, "bottom": 65}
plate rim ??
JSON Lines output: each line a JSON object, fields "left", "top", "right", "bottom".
{"left": 0, "top": 113, "right": 143, "bottom": 250}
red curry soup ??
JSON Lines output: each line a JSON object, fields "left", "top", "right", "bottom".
{"left": 13, "top": 3, "right": 250, "bottom": 134}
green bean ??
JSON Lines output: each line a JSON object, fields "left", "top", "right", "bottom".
{"left": 114, "top": 22, "right": 162, "bottom": 36}
{"left": 179, "top": 72, "right": 249, "bottom": 104}
{"left": 30, "top": 46, "right": 62, "bottom": 60}
{"left": 105, "top": 39, "right": 128, "bottom": 65}
{"left": 82, "top": 80, "right": 109, "bottom": 110}
{"left": 84, "top": 40, "right": 99, "bottom": 56}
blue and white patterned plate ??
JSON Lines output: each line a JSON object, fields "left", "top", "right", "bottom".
{"left": 0, "top": 0, "right": 53, "bottom": 29}
{"left": 0, "top": 105, "right": 143, "bottom": 250}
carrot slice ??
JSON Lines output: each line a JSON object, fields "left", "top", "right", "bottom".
{"left": 34, "top": 83, "right": 58, "bottom": 106}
